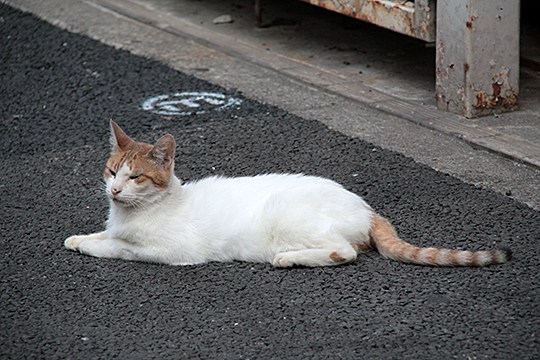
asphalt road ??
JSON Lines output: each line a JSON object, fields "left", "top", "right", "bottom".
{"left": 1, "top": 4, "right": 539, "bottom": 359}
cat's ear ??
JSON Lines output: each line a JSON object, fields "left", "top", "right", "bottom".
{"left": 150, "top": 134, "right": 176, "bottom": 168}
{"left": 109, "top": 120, "right": 133, "bottom": 152}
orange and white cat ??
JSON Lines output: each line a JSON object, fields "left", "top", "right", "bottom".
{"left": 64, "top": 121, "right": 512, "bottom": 267}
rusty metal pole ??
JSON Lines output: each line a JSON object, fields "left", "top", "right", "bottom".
{"left": 435, "top": 0, "right": 520, "bottom": 118}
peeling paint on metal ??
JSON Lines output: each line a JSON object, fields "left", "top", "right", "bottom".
{"left": 435, "top": 0, "right": 519, "bottom": 118}
{"left": 298, "top": 0, "right": 436, "bottom": 41}
{"left": 466, "top": 15, "right": 477, "bottom": 29}
{"left": 473, "top": 68, "right": 519, "bottom": 112}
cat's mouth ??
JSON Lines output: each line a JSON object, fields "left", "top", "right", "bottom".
{"left": 111, "top": 196, "right": 139, "bottom": 208}
{"left": 111, "top": 196, "right": 127, "bottom": 205}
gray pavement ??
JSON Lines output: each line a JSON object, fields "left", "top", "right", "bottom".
{"left": 1, "top": 2, "right": 539, "bottom": 359}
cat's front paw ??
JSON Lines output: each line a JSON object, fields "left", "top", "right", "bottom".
{"left": 64, "top": 235, "right": 85, "bottom": 251}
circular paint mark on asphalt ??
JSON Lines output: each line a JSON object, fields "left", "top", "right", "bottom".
{"left": 141, "top": 91, "right": 242, "bottom": 116}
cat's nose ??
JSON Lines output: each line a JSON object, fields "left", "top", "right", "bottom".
{"left": 111, "top": 187, "right": 122, "bottom": 195}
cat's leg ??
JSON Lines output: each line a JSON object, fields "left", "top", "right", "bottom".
{"left": 64, "top": 231, "right": 108, "bottom": 250}
{"left": 66, "top": 235, "right": 199, "bottom": 265}
{"left": 68, "top": 236, "right": 166, "bottom": 263}
{"left": 272, "top": 245, "right": 357, "bottom": 268}
{"left": 66, "top": 235, "right": 157, "bottom": 263}
{"left": 75, "top": 237, "right": 140, "bottom": 261}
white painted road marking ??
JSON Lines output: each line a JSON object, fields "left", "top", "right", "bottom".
{"left": 141, "top": 92, "right": 242, "bottom": 116}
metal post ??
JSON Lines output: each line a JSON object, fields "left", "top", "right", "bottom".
{"left": 435, "top": 0, "right": 520, "bottom": 118}
{"left": 254, "top": 0, "right": 262, "bottom": 28}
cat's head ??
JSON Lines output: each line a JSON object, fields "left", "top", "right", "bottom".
{"left": 104, "top": 120, "right": 176, "bottom": 208}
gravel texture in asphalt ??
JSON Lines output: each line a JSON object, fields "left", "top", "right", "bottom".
{"left": 1, "top": 4, "right": 539, "bottom": 359}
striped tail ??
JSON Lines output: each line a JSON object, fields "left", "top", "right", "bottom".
{"left": 369, "top": 213, "right": 512, "bottom": 267}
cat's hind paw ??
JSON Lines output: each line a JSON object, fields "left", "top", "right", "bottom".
{"left": 272, "top": 253, "right": 294, "bottom": 268}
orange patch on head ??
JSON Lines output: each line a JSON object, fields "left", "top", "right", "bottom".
{"left": 127, "top": 152, "right": 170, "bottom": 189}
{"left": 104, "top": 141, "right": 172, "bottom": 188}
{"left": 106, "top": 151, "right": 127, "bottom": 171}
{"left": 133, "top": 174, "right": 148, "bottom": 185}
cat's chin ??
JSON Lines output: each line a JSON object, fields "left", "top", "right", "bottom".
{"left": 110, "top": 197, "right": 131, "bottom": 207}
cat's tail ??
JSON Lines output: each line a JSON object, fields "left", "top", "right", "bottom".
{"left": 368, "top": 213, "right": 512, "bottom": 266}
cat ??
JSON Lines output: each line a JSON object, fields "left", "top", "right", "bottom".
{"left": 64, "top": 121, "right": 512, "bottom": 267}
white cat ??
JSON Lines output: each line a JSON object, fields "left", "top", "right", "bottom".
{"left": 64, "top": 121, "right": 511, "bottom": 267}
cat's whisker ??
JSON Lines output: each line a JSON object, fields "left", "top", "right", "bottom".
{"left": 91, "top": 180, "right": 108, "bottom": 197}
{"left": 88, "top": 183, "right": 107, "bottom": 198}
{"left": 131, "top": 200, "right": 145, "bottom": 210}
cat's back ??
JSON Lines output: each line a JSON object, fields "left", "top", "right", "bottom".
{"left": 183, "top": 173, "right": 340, "bottom": 198}
{"left": 181, "top": 173, "right": 366, "bottom": 216}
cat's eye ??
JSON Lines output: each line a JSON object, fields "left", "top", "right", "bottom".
{"left": 130, "top": 174, "right": 141, "bottom": 180}
{"left": 108, "top": 168, "right": 116, "bottom": 177}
